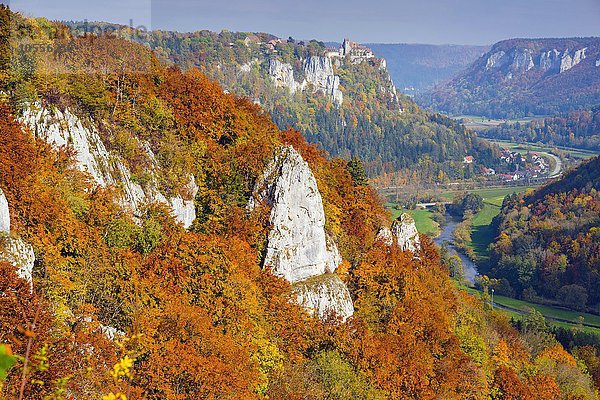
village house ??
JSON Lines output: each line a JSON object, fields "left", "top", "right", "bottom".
{"left": 243, "top": 34, "right": 261, "bottom": 46}
{"left": 267, "top": 38, "right": 288, "bottom": 51}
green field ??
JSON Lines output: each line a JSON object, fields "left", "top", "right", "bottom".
{"left": 439, "top": 186, "right": 533, "bottom": 204}
{"left": 461, "top": 286, "right": 600, "bottom": 335}
{"left": 469, "top": 204, "right": 500, "bottom": 262}
{"left": 453, "top": 115, "right": 543, "bottom": 127}
{"left": 385, "top": 205, "right": 440, "bottom": 236}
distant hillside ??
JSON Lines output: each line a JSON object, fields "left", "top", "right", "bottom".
{"left": 482, "top": 107, "right": 600, "bottom": 151}
{"left": 490, "top": 156, "right": 600, "bottom": 310}
{"left": 421, "top": 37, "right": 600, "bottom": 118}
{"left": 366, "top": 43, "right": 488, "bottom": 94}
{"left": 61, "top": 24, "right": 502, "bottom": 182}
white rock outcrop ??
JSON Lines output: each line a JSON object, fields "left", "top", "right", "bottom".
{"left": 22, "top": 106, "right": 112, "bottom": 185}
{"left": 540, "top": 49, "right": 561, "bottom": 72}
{"left": 0, "top": 236, "right": 35, "bottom": 285}
{"left": 392, "top": 213, "right": 421, "bottom": 252}
{"left": 511, "top": 49, "right": 534, "bottom": 72}
{"left": 486, "top": 51, "right": 506, "bottom": 69}
{"left": 240, "top": 59, "right": 259, "bottom": 74}
{"left": 376, "top": 213, "right": 420, "bottom": 253}
{"left": 268, "top": 59, "right": 305, "bottom": 94}
{"left": 304, "top": 56, "right": 343, "bottom": 106}
{"left": 560, "top": 48, "right": 587, "bottom": 73}
{"left": 0, "top": 188, "right": 9, "bottom": 234}
{"left": 250, "top": 146, "right": 353, "bottom": 320}
{"left": 488, "top": 47, "right": 589, "bottom": 75}
{"left": 267, "top": 57, "right": 343, "bottom": 106}
{"left": 375, "top": 226, "right": 393, "bottom": 246}
{"left": 0, "top": 188, "right": 34, "bottom": 285}
{"left": 21, "top": 105, "right": 197, "bottom": 228}
{"left": 250, "top": 146, "right": 341, "bottom": 282}
{"left": 294, "top": 274, "right": 354, "bottom": 320}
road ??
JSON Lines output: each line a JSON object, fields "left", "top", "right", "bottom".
{"left": 541, "top": 151, "right": 562, "bottom": 178}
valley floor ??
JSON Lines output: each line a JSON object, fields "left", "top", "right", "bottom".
{"left": 387, "top": 185, "right": 600, "bottom": 336}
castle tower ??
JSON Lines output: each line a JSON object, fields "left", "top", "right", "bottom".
{"left": 342, "top": 38, "right": 351, "bottom": 56}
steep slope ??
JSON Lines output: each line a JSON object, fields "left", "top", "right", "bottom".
{"left": 0, "top": 9, "right": 597, "bottom": 400}
{"left": 367, "top": 43, "right": 488, "bottom": 94}
{"left": 422, "top": 37, "right": 600, "bottom": 118}
{"left": 490, "top": 157, "right": 600, "bottom": 309}
{"left": 20, "top": 104, "right": 198, "bottom": 228}
{"left": 249, "top": 145, "right": 353, "bottom": 319}
{"left": 64, "top": 23, "right": 502, "bottom": 182}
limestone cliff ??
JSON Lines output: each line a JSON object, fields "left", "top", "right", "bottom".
{"left": 0, "top": 187, "right": 35, "bottom": 285}
{"left": 294, "top": 274, "right": 354, "bottom": 320}
{"left": 376, "top": 213, "right": 420, "bottom": 253}
{"left": 392, "top": 213, "right": 420, "bottom": 252}
{"left": 424, "top": 37, "right": 600, "bottom": 117}
{"left": 303, "top": 56, "right": 343, "bottom": 106}
{"left": 0, "top": 186, "right": 9, "bottom": 234}
{"left": 250, "top": 146, "right": 341, "bottom": 282}
{"left": 250, "top": 146, "right": 353, "bottom": 320}
{"left": 268, "top": 59, "right": 305, "bottom": 94}
{"left": 485, "top": 46, "right": 588, "bottom": 75}
{"left": 267, "top": 57, "right": 343, "bottom": 106}
{"left": 21, "top": 105, "right": 198, "bottom": 228}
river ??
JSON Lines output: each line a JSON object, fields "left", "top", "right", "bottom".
{"left": 434, "top": 214, "right": 479, "bottom": 285}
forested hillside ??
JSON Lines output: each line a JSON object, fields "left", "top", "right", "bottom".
{"left": 422, "top": 37, "right": 600, "bottom": 118}
{"left": 61, "top": 22, "right": 501, "bottom": 182}
{"left": 0, "top": 8, "right": 597, "bottom": 399}
{"left": 483, "top": 107, "right": 600, "bottom": 151}
{"left": 490, "top": 157, "right": 600, "bottom": 311}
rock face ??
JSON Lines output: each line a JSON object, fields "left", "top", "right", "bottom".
{"left": 0, "top": 187, "right": 9, "bottom": 234}
{"left": 486, "top": 51, "right": 506, "bottom": 69}
{"left": 304, "top": 56, "right": 343, "bottom": 106}
{"left": 540, "top": 49, "right": 561, "bottom": 72}
{"left": 22, "top": 106, "right": 112, "bottom": 185}
{"left": 0, "top": 236, "right": 35, "bottom": 285}
{"left": 392, "top": 214, "right": 421, "bottom": 252}
{"left": 250, "top": 146, "right": 353, "bottom": 320}
{"left": 21, "top": 105, "right": 197, "bottom": 228}
{"left": 484, "top": 46, "right": 588, "bottom": 75}
{"left": 267, "top": 57, "right": 343, "bottom": 106}
{"left": 511, "top": 48, "right": 534, "bottom": 72}
{"left": 376, "top": 213, "right": 420, "bottom": 253}
{"left": 251, "top": 146, "right": 341, "bottom": 282}
{"left": 294, "top": 274, "right": 354, "bottom": 320}
{"left": 560, "top": 48, "right": 587, "bottom": 73}
{"left": 0, "top": 187, "right": 34, "bottom": 285}
{"left": 268, "top": 59, "right": 304, "bottom": 94}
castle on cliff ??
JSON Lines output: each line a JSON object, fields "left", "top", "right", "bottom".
{"left": 327, "top": 38, "right": 375, "bottom": 63}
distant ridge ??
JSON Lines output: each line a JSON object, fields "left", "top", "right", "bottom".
{"left": 420, "top": 37, "right": 600, "bottom": 118}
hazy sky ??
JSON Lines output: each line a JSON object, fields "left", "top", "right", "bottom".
{"left": 6, "top": 0, "right": 600, "bottom": 45}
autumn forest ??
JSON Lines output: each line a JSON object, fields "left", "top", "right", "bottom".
{"left": 0, "top": 7, "right": 599, "bottom": 400}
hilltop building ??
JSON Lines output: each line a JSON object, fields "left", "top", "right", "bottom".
{"left": 338, "top": 38, "right": 375, "bottom": 63}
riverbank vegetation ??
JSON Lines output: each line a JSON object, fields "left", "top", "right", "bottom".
{"left": 488, "top": 157, "right": 600, "bottom": 313}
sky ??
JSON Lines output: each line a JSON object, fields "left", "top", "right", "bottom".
{"left": 5, "top": 0, "right": 600, "bottom": 45}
